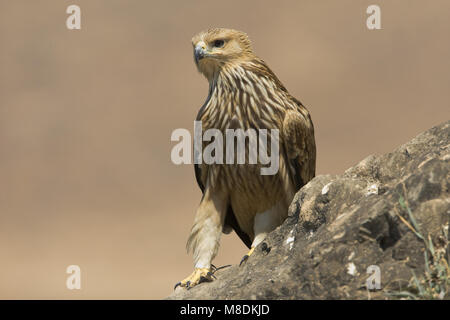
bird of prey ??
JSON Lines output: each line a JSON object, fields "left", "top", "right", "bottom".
{"left": 175, "top": 28, "right": 316, "bottom": 289}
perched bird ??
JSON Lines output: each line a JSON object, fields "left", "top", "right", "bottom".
{"left": 175, "top": 28, "right": 316, "bottom": 289}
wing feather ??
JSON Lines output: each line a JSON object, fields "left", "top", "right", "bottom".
{"left": 282, "top": 101, "right": 316, "bottom": 191}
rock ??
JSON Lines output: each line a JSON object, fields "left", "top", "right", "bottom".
{"left": 168, "top": 121, "right": 450, "bottom": 300}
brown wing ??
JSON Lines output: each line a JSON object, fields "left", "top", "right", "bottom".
{"left": 282, "top": 101, "right": 316, "bottom": 191}
{"left": 244, "top": 58, "right": 315, "bottom": 189}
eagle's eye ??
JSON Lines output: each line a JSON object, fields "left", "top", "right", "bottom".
{"left": 213, "top": 39, "right": 225, "bottom": 48}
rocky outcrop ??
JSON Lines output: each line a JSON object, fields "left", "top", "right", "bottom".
{"left": 169, "top": 121, "right": 449, "bottom": 300}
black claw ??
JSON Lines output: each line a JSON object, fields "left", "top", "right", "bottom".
{"left": 239, "top": 255, "right": 249, "bottom": 266}
{"left": 261, "top": 242, "right": 271, "bottom": 254}
{"left": 261, "top": 242, "right": 267, "bottom": 251}
{"left": 207, "top": 271, "right": 217, "bottom": 280}
{"left": 215, "top": 264, "right": 232, "bottom": 271}
{"left": 186, "top": 281, "right": 191, "bottom": 290}
{"left": 174, "top": 282, "right": 181, "bottom": 290}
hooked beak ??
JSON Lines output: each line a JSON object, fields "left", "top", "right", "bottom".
{"left": 194, "top": 44, "right": 207, "bottom": 64}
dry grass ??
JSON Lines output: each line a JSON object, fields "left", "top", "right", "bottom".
{"left": 388, "top": 187, "right": 449, "bottom": 300}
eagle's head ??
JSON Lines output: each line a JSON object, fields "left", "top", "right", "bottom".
{"left": 192, "top": 28, "right": 253, "bottom": 81}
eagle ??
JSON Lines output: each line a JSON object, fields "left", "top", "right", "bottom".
{"left": 175, "top": 28, "right": 316, "bottom": 289}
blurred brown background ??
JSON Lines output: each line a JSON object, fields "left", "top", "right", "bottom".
{"left": 0, "top": 0, "right": 449, "bottom": 299}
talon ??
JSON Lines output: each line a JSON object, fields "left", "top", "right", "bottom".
{"left": 215, "top": 264, "right": 232, "bottom": 271}
{"left": 174, "top": 282, "right": 181, "bottom": 290}
{"left": 261, "top": 242, "right": 271, "bottom": 254}
{"left": 175, "top": 267, "right": 213, "bottom": 290}
{"left": 239, "top": 247, "right": 255, "bottom": 266}
{"left": 240, "top": 255, "right": 249, "bottom": 266}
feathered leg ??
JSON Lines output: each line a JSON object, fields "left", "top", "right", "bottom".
{"left": 175, "top": 188, "right": 227, "bottom": 289}
{"left": 240, "top": 200, "right": 288, "bottom": 266}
